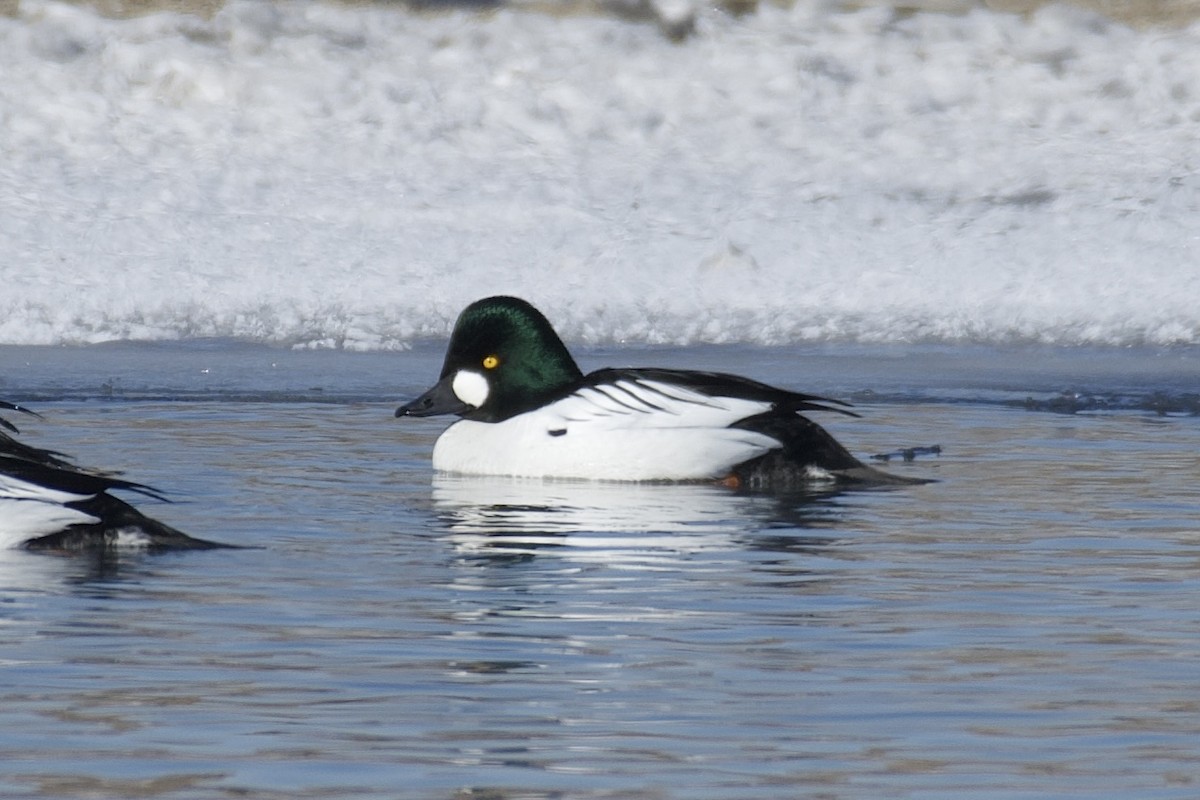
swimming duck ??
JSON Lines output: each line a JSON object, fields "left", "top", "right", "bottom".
{"left": 1, "top": 400, "right": 226, "bottom": 551}
{"left": 396, "top": 296, "right": 921, "bottom": 488}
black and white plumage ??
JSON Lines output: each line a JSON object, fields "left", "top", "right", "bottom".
{"left": 1, "top": 400, "right": 226, "bottom": 551}
{"left": 397, "top": 296, "right": 924, "bottom": 488}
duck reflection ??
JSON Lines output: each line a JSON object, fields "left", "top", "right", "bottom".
{"left": 430, "top": 474, "right": 851, "bottom": 562}
{"left": 0, "top": 545, "right": 163, "bottom": 614}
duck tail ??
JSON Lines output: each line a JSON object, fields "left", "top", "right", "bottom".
{"left": 23, "top": 494, "right": 237, "bottom": 552}
{"left": 731, "top": 412, "right": 931, "bottom": 490}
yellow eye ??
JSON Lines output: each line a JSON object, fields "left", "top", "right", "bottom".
{"left": 482, "top": 355, "right": 500, "bottom": 370}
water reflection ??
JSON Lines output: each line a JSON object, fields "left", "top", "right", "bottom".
{"left": 430, "top": 475, "right": 850, "bottom": 563}
{"left": 0, "top": 547, "right": 159, "bottom": 601}
{"left": 420, "top": 476, "right": 866, "bottom": 797}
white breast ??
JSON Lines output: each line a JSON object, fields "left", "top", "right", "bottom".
{"left": 431, "top": 378, "right": 781, "bottom": 481}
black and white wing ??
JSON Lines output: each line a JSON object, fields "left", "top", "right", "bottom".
{"left": 0, "top": 401, "right": 226, "bottom": 551}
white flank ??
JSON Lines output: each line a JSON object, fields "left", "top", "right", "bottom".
{"left": 432, "top": 378, "right": 781, "bottom": 481}
{"left": 0, "top": 500, "right": 99, "bottom": 548}
{"left": 0, "top": 474, "right": 100, "bottom": 548}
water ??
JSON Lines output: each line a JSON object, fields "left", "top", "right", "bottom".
{"left": 1, "top": 341, "right": 1198, "bottom": 799}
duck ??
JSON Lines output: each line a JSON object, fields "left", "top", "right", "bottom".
{"left": 1, "top": 400, "right": 228, "bottom": 551}
{"left": 396, "top": 296, "right": 923, "bottom": 489}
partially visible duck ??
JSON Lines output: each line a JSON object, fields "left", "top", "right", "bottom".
{"left": 1, "top": 400, "right": 227, "bottom": 551}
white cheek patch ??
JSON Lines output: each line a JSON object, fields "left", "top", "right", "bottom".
{"left": 452, "top": 370, "right": 490, "bottom": 408}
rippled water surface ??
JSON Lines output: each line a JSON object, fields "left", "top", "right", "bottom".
{"left": 1, "top": 343, "right": 1198, "bottom": 799}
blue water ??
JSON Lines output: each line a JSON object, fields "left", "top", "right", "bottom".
{"left": 1, "top": 341, "right": 1199, "bottom": 799}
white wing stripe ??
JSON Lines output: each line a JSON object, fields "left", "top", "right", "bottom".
{"left": 546, "top": 378, "right": 775, "bottom": 433}
{"left": 573, "top": 387, "right": 633, "bottom": 416}
{"left": 626, "top": 379, "right": 728, "bottom": 409}
{"left": 1, "top": 473, "right": 95, "bottom": 505}
{"left": 570, "top": 379, "right": 732, "bottom": 417}
{"left": 599, "top": 382, "right": 669, "bottom": 413}
{"left": 589, "top": 385, "right": 642, "bottom": 414}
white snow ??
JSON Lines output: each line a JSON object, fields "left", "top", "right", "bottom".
{"left": 1, "top": 0, "right": 1197, "bottom": 348}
